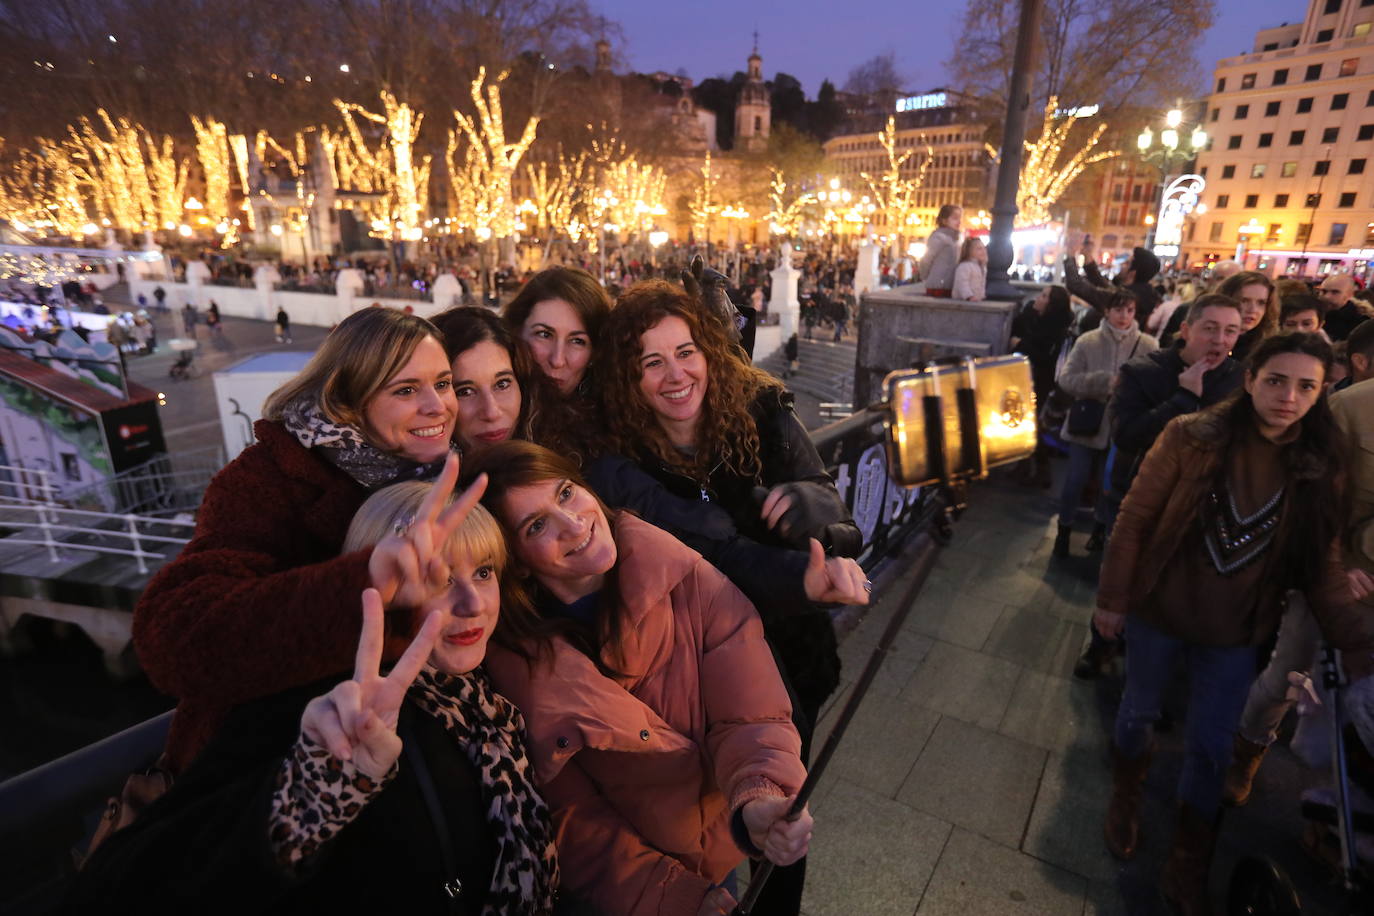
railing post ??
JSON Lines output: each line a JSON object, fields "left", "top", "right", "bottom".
{"left": 124, "top": 514, "right": 148, "bottom": 574}
{"left": 39, "top": 504, "right": 59, "bottom": 563}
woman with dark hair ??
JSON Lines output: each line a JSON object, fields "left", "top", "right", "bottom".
{"left": 1094, "top": 332, "right": 1374, "bottom": 914}
{"left": 1010, "top": 284, "right": 1076, "bottom": 486}
{"left": 469, "top": 440, "right": 811, "bottom": 916}
{"left": 75, "top": 474, "right": 564, "bottom": 914}
{"left": 1216, "top": 270, "right": 1277, "bottom": 362}
{"left": 430, "top": 306, "right": 559, "bottom": 461}
{"left": 592, "top": 279, "right": 864, "bottom": 915}
{"left": 135, "top": 307, "right": 465, "bottom": 772}
{"left": 503, "top": 267, "right": 612, "bottom": 396}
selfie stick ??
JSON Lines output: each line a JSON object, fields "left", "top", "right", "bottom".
{"left": 730, "top": 533, "right": 942, "bottom": 915}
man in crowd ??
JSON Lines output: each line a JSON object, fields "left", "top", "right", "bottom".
{"left": 1064, "top": 238, "right": 1163, "bottom": 331}
{"left": 1074, "top": 294, "right": 1246, "bottom": 679}
{"left": 1335, "top": 318, "right": 1374, "bottom": 392}
{"left": 1318, "top": 273, "right": 1370, "bottom": 342}
{"left": 1279, "top": 294, "right": 1328, "bottom": 336}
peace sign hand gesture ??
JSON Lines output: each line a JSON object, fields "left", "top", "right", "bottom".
{"left": 368, "top": 453, "right": 488, "bottom": 614}
{"left": 299, "top": 589, "right": 442, "bottom": 781}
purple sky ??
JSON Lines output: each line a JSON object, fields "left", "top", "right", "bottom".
{"left": 600, "top": 0, "right": 1303, "bottom": 97}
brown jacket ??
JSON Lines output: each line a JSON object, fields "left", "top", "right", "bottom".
{"left": 1331, "top": 379, "right": 1374, "bottom": 595}
{"left": 1098, "top": 410, "right": 1374, "bottom": 678}
{"left": 485, "top": 513, "right": 804, "bottom": 916}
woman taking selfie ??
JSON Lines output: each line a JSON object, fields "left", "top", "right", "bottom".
{"left": 134, "top": 308, "right": 466, "bottom": 772}
{"left": 74, "top": 475, "right": 562, "bottom": 914}
{"left": 1094, "top": 333, "right": 1374, "bottom": 915}
{"left": 470, "top": 441, "right": 811, "bottom": 916}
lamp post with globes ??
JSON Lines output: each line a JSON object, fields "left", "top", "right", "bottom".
{"left": 1137, "top": 104, "right": 1207, "bottom": 252}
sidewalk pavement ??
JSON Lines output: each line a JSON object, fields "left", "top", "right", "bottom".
{"left": 789, "top": 466, "right": 1345, "bottom": 916}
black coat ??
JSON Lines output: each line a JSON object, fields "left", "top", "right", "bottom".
{"left": 1107, "top": 345, "right": 1245, "bottom": 494}
{"left": 66, "top": 678, "right": 498, "bottom": 916}
{"left": 1010, "top": 302, "right": 1073, "bottom": 399}
{"left": 1324, "top": 300, "right": 1369, "bottom": 342}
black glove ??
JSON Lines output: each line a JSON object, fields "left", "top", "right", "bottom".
{"left": 752, "top": 483, "right": 861, "bottom": 556}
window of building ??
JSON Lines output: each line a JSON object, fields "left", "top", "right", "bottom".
{"left": 1334, "top": 93, "right": 1350, "bottom": 110}
{"left": 1355, "top": 22, "right": 1373, "bottom": 37}
{"left": 1330, "top": 223, "right": 1348, "bottom": 245}
{"left": 1273, "top": 68, "right": 1289, "bottom": 86}
{"left": 1131, "top": 185, "right": 1143, "bottom": 201}
{"left": 1200, "top": 165, "right": 1209, "bottom": 178}
{"left": 1307, "top": 193, "right": 1323, "bottom": 207}
{"left": 1325, "top": 0, "right": 1343, "bottom": 11}
{"left": 1296, "top": 222, "right": 1312, "bottom": 244}
{"left": 1127, "top": 209, "right": 1139, "bottom": 224}
{"left": 1235, "top": 104, "right": 1249, "bottom": 119}
{"left": 1264, "top": 42, "right": 1280, "bottom": 51}
{"left": 1241, "top": 73, "right": 1257, "bottom": 89}
{"left": 1323, "top": 126, "right": 1340, "bottom": 142}
{"left": 1352, "top": 158, "right": 1367, "bottom": 173}
{"left": 1245, "top": 194, "right": 1259, "bottom": 207}
{"left": 1282, "top": 161, "right": 1299, "bottom": 177}
{"left": 1217, "top": 194, "right": 1230, "bottom": 208}
{"left": 1112, "top": 184, "right": 1123, "bottom": 200}
{"left": 1222, "top": 164, "right": 1236, "bottom": 178}
{"left": 1306, "top": 64, "right": 1323, "bottom": 81}
{"left": 1265, "top": 101, "right": 1281, "bottom": 116}
{"left": 1251, "top": 163, "right": 1267, "bottom": 178}
{"left": 1275, "top": 193, "right": 1290, "bottom": 207}
{"left": 1318, "top": 28, "right": 1335, "bottom": 42}
{"left": 1340, "top": 192, "right": 1358, "bottom": 207}
{"left": 1210, "top": 107, "right": 1220, "bottom": 122}
{"left": 1298, "top": 97, "right": 1314, "bottom": 113}
{"left": 1216, "top": 77, "right": 1227, "bottom": 93}
{"left": 1268, "top": 223, "right": 1283, "bottom": 242}
{"left": 1258, "top": 132, "right": 1274, "bottom": 147}
{"left": 1228, "top": 135, "right": 1242, "bottom": 149}
{"left": 1291, "top": 129, "right": 1306, "bottom": 145}
{"left": 1209, "top": 222, "right": 1225, "bottom": 242}
{"left": 1316, "top": 160, "right": 1332, "bottom": 175}
{"left": 1368, "top": 90, "right": 1374, "bottom": 105}
{"left": 1341, "top": 58, "right": 1359, "bottom": 77}
{"left": 1360, "top": 124, "right": 1374, "bottom": 140}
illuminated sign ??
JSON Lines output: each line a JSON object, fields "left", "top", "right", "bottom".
{"left": 896, "top": 92, "right": 948, "bottom": 112}
{"left": 1053, "top": 104, "right": 1099, "bottom": 118}
{"left": 1347, "top": 248, "right": 1374, "bottom": 258}
{"left": 1154, "top": 174, "right": 1206, "bottom": 256}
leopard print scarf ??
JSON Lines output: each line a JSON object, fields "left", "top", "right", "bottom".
{"left": 280, "top": 399, "right": 451, "bottom": 491}
{"left": 409, "top": 666, "right": 559, "bottom": 914}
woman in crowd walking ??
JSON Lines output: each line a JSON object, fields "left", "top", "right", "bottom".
{"left": 73, "top": 476, "right": 563, "bottom": 914}
{"left": 950, "top": 237, "right": 987, "bottom": 302}
{"left": 133, "top": 307, "right": 462, "bottom": 772}
{"left": 470, "top": 441, "right": 812, "bottom": 916}
{"left": 1053, "top": 289, "right": 1157, "bottom": 557}
{"left": 1094, "top": 332, "right": 1374, "bottom": 915}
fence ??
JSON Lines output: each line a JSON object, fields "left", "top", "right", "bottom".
{"left": 0, "top": 502, "right": 194, "bottom": 574}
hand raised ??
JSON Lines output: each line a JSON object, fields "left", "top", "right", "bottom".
{"left": 369, "top": 453, "right": 488, "bottom": 613}
{"left": 299, "top": 589, "right": 442, "bottom": 780}
{"left": 803, "top": 538, "right": 871, "bottom": 605}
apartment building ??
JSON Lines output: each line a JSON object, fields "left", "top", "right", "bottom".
{"left": 822, "top": 91, "right": 991, "bottom": 236}
{"left": 1089, "top": 157, "right": 1160, "bottom": 260}
{"left": 1183, "top": 0, "right": 1374, "bottom": 278}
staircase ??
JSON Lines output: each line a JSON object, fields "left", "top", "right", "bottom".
{"left": 756, "top": 333, "right": 858, "bottom": 408}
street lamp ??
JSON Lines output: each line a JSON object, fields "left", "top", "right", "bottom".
{"left": 1137, "top": 104, "right": 1208, "bottom": 251}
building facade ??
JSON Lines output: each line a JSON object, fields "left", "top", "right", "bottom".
{"left": 1184, "top": 0, "right": 1374, "bottom": 278}
{"left": 1090, "top": 157, "right": 1159, "bottom": 260}
{"left": 822, "top": 90, "right": 990, "bottom": 236}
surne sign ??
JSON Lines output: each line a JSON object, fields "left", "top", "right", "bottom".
{"left": 1154, "top": 174, "right": 1206, "bottom": 258}
{"left": 895, "top": 92, "right": 948, "bottom": 112}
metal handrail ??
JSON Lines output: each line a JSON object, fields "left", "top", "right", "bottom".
{"left": 0, "top": 503, "right": 193, "bottom": 574}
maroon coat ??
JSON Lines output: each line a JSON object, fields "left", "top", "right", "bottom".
{"left": 133, "top": 421, "right": 374, "bottom": 770}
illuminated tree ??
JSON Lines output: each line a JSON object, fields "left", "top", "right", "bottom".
{"left": 336, "top": 91, "right": 431, "bottom": 240}
{"left": 688, "top": 151, "right": 719, "bottom": 241}
{"left": 448, "top": 67, "right": 540, "bottom": 243}
{"left": 1013, "top": 97, "right": 1117, "bottom": 226}
{"left": 765, "top": 168, "right": 814, "bottom": 238}
{"left": 859, "top": 116, "right": 932, "bottom": 248}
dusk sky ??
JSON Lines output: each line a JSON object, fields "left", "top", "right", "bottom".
{"left": 599, "top": 0, "right": 1304, "bottom": 99}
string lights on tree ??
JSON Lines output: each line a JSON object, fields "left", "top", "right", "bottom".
{"left": 766, "top": 168, "right": 815, "bottom": 239}
{"left": 448, "top": 67, "right": 540, "bottom": 243}
{"left": 1008, "top": 96, "right": 1117, "bottom": 227}
{"left": 859, "top": 116, "right": 932, "bottom": 251}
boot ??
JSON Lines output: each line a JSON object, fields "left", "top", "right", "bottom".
{"left": 1053, "top": 524, "right": 1072, "bottom": 559}
{"left": 1084, "top": 522, "right": 1107, "bottom": 552}
{"left": 1159, "top": 804, "right": 1219, "bottom": 916}
{"left": 1104, "top": 743, "right": 1153, "bottom": 860}
{"left": 1073, "top": 639, "right": 1117, "bottom": 680}
{"left": 1221, "top": 734, "right": 1269, "bottom": 807}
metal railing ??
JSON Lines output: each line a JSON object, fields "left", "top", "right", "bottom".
{"left": 0, "top": 463, "right": 59, "bottom": 505}
{"left": 59, "top": 445, "right": 224, "bottom": 517}
{"left": 0, "top": 502, "right": 194, "bottom": 573}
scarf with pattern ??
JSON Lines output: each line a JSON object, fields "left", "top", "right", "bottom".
{"left": 409, "top": 666, "right": 559, "bottom": 915}
{"left": 280, "top": 399, "right": 451, "bottom": 491}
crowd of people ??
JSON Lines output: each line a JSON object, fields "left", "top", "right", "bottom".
{"left": 69, "top": 264, "right": 874, "bottom": 915}
{"left": 1007, "top": 238, "right": 1374, "bottom": 914}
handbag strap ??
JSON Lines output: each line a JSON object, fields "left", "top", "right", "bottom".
{"left": 401, "top": 711, "right": 465, "bottom": 911}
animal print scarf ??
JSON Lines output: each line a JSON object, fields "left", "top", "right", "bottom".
{"left": 280, "top": 399, "right": 451, "bottom": 491}
{"left": 409, "top": 666, "right": 560, "bottom": 914}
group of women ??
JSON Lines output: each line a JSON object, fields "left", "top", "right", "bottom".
{"left": 70, "top": 266, "right": 870, "bottom": 916}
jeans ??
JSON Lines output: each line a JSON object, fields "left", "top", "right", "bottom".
{"left": 1114, "top": 615, "right": 1258, "bottom": 818}
{"left": 1057, "top": 442, "right": 1107, "bottom": 527}
{"left": 1237, "top": 592, "right": 1321, "bottom": 747}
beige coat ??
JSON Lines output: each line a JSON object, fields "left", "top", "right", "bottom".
{"left": 1332, "top": 378, "right": 1374, "bottom": 603}
{"left": 1057, "top": 321, "right": 1158, "bottom": 450}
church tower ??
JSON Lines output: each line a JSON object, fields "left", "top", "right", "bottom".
{"left": 733, "top": 36, "right": 770, "bottom": 152}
